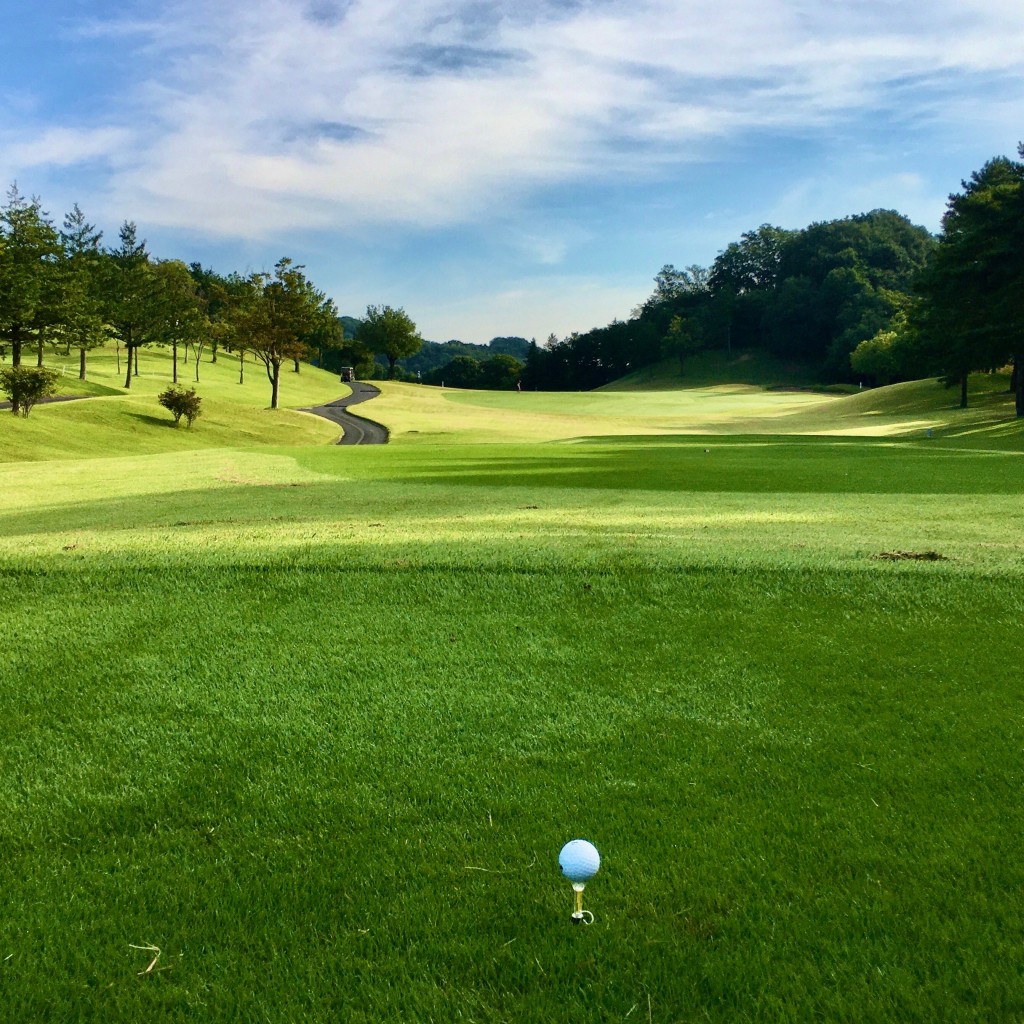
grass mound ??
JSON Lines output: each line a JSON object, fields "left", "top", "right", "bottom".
{"left": 0, "top": 345, "right": 345, "bottom": 462}
{"left": 367, "top": 372, "right": 1022, "bottom": 446}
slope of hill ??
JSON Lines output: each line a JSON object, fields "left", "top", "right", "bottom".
{"left": 599, "top": 350, "right": 846, "bottom": 391}
{"left": 0, "top": 346, "right": 344, "bottom": 462}
{"left": 368, "top": 372, "right": 1022, "bottom": 446}
{"left": 4, "top": 345, "right": 1021, "bottom": 462}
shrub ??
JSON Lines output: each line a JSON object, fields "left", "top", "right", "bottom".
{"left": 158, "top": 385, "right": 203, "bottom": 427}
{"left": 0, "top": 366, "right": 60, "bottom": 416}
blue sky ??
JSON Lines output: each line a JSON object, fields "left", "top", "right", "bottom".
{"left": 2, "top": 0, "right": 1022, "bottom": 344}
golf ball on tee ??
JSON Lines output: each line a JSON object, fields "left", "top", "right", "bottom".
{"left": 559, "top": 839, "right": 600, "bottom": 884}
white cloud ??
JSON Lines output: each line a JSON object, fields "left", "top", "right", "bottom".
{"left": 1, "top": 126, "right": 128, "bottom": 170}
{"left": 7, "top": 0, "right": 1024, "bottom": 244}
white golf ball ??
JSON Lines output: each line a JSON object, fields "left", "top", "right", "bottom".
{"left": 559, "top": 839, "right": 600, "bottom": 883}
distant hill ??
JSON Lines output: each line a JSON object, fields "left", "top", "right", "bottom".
{"left": 356, "top": 334, "right": 530, "bottom": 377}
{"left": 338, "top": 316, "right": 528, "bottom": 375}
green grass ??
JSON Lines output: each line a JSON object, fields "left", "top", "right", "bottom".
{"left": 1, "top": 365, "right": 1022, "bottom": 1020}
{"left": 4, "top": 346, "right": 1021, "bottom": 454}
{"left": 601, "top": 349, "right": 826, "bottom": 390}
{"left": 370, "top": 372, "right": 1024, "bottom": 445}
{"left": 0, "top": 345, "right": 345, "bottom": 461}
{"left": 1, "top": 432, "right": 1023, "bottom": 1022}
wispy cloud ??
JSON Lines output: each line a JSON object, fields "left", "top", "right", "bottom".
{"left": 9, "top": 0, "right": 1024, "bottom": 241}
{"left": 2, "top": 127, "right": 129, "bottom": 169}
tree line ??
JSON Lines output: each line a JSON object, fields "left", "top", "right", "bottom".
{"left": 522, "top": 146, "right": 1023, "bottom": 415}
{"left": 523, "top": 209, "right": 935, "bottom": 391}
{"left": 7, "top": 145, "right": 1019, "bottom": 413}
{"left": 0, "top": 185, "right": 430, "bottom": 410}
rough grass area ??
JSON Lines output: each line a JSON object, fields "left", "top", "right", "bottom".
{"left": 1, "top": 437, "right": 1022, "bottom": 1022}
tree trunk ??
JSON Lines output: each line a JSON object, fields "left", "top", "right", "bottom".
{"left": 134, "top": 348, "right": 139, "bottom": 377}
{"left": 1015, "top": 354, "right": 1024, "bottom": 418}
{"left": 239, "top": 350, "right": 245, "bottom": 384}
{"left": 124, "top": 345, "right": 134, "bottom": 388}
{"left": 37, "top": 338, "right": 44, "bottom": 367}
{"left": 211, "top": 344, "right": 217, "bottom": 364}
{"left": 79, "top": 348, "right": 86, "bottom": 380}
{"left": 173, "top": 341, "right": 178, "bottom": 384}
{"left": 293, "top": 358, "right": 300, "bottom": 373}
{"left": 959, "top": 372, "right": 968, "bottom": 409}
{"left": 388, "top": 356, "right": 398, "bottom": 379}
{"left": 271, "top": 360, "right": 281, "bottom": 408}
{"left": 11, "top": 333, "right": 22, "bottom": 368}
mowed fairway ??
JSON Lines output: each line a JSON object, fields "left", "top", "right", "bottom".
{"left": 1, "top": 370, "right": 1022, "bottom": 1022}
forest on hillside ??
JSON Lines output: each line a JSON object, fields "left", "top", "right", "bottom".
{"left": 510, "top": 147, "right": 1022, "bottom": 417}
{"left": 526, "top": 209, "right": 936, "bottom": 392}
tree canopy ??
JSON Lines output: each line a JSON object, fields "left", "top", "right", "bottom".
{"left": 357, "top": 305, "right": 422, "bottom": 379}
{"left": 525, "top": 210, "right": 936, "bottom": 391}
{"left": 0, "top": 185, "right": 61, "bottom": 368}
{"left": 911, "top": 148, "right": 1024, "bottom": 412}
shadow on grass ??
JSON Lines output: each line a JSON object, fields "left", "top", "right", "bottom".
{"left": 3, "top": 439, "right": 1024, "bottom": 541}
{"left": 127, "top": 412, "right": 182, "bottom": 429}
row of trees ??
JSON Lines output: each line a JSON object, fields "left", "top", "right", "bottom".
{"left": 522, "top": 209, "right": 937, "bottom": 391}
{"left": 0, "top": 185, "right": 378, "bottom": 409}
{"left": 523, "top": 146, "right": 1022, "bottom": 418}
{"left": 9, "top": 147, "right": 1016, "bottom": 412}
{"left": 421, "top": 353, "right": 524, "bottom": 389}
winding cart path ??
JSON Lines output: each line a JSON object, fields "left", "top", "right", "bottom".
{"left": 305, "top": 383, "right": 389, "bottom": 445}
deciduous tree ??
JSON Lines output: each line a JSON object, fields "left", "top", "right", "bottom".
{"left": 229, "top": 259, "right": 320, "bottom": 408}
{"left": 358, "top": 305, "right": 422, "bottom": 379}
{"left": 662, "top": 314, "right": 704, "bottom": 375}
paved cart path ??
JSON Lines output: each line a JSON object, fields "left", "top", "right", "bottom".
{"left": 304, "top": 383, "right": 389, "bottom": 445}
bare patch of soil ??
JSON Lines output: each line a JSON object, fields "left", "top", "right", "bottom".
{"left": 872, "top": 550, "right": 949, "bottom": 562}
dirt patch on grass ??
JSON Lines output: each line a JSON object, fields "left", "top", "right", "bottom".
{"left": 872, "top": 550, "right": 949, "bottom": 562}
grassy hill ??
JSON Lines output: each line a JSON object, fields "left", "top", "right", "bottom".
{"left": 4, "top": 345, "right": 1021, "bottom": 460}
{"left": 367, "top": 372, "right": 1023, "bottom": 446}
{"left": 600, "top": 349, "right": 839, "bottom": 391}
{"left": 0, "top": 345, "right": 345, "bottom": 462}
